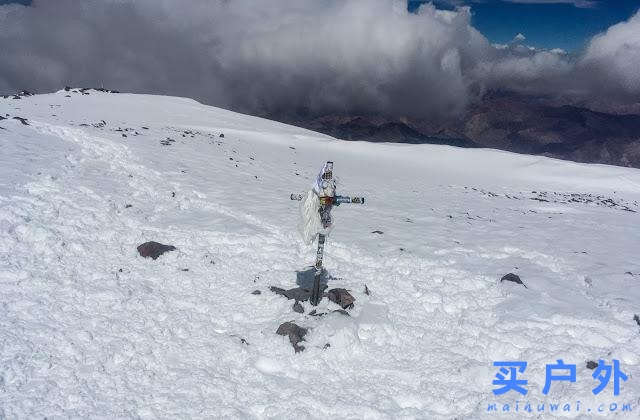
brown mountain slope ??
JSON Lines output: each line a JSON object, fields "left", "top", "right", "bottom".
{"left": 272, "top": 93, "right": 640, "bottom": 168}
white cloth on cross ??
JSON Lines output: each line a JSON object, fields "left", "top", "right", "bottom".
{"left": 312, "top": 161, "right": 336, "bottom": 197}
{"left": 298, "top": 163, "right": 336, "bottom": 245}
{"left": 298, "top": 190, "right": 322, "bottom": 245}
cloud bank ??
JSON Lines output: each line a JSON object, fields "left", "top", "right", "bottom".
{"left": 579, "top": 11, "right": 640, "bottom": 103}
{"left": 0, "top": 0, "right": 638, "bottom": 118}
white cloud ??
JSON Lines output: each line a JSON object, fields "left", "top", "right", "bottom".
{"left": 0, "top": 0, "right": 636, "bottom": 117}
{"left": 550, "top": 48, "right": 567, "bottom": 55}
{"left": 580, "top": 11, "right": 640, "bottom": 100}
{"left": 0, "top": 0, "right": 492, "bottom": 118}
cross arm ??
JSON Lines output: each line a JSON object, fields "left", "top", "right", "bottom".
{"left": 290, "top": 193, "right": 365, "bottom": 204}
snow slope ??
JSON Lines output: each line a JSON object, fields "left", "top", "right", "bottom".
{"left": 1, "top": 90, "right": 639, "bottom": 418}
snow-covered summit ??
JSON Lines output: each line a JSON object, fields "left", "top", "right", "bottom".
{"left": 1, "top": 90, "right": 639, "bottom": 418}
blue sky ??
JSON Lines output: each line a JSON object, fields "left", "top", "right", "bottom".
{"left": 409, "top": 0, "right": 639, "bottom": 51}
{"left": 1, "top": 0, "right": 638, "bottom": 52}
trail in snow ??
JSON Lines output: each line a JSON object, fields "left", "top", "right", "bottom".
{"left": 1, "top": 91, "right": 639, "bottom": 418}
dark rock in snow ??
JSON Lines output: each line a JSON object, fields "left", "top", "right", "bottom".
{"left": 272, "top": 268, "right": 331, "bottom": 303}
{"left": 634, "top": 314, "right": 640, "bottom": 328}
{"left": 12, "top": 116, "right": 29, "bottom": 125}
{"left": 230, "top": 334, "right": 249, "bottom": 345}
{"left": 251, "top": 290, "right": 262, "bottom": 295}
{"left": 293, "top": 301, "right": 304, "bottom": 313}
{"left": 372, "top": 230, "right": 384, "bottom": 234}
{"left": 586, "top": 360, "right": 598, "bottom": 370}
{"left": 270, "top": 286, "right": 312, "bottom": 302}
{"left": 500, "top": 273, "right": 527, "bottom": 288}
{"left": 202, "top": 253, "right": 215, "bottom": 265}
{"left": 219, "top": 133, "right": 225, "bottom": 138}
{"left": 309, "top": 309, "right": 349, "bottom": 317}
{"left": 276, "top": 322, "right": 307, "bottom": 353}
{"left": 364, "top": 284, "right": 371, "bottom": 295}
{"left": 137, "top": 241, "right": 176, "bottom": 260}
{"left": 327, "top": 288, "right": 355, "bottom": 309}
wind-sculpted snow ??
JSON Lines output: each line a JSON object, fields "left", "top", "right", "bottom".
{"left": 1, "top": 91, "right": 639, "bottom": 418}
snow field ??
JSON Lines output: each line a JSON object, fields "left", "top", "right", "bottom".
{"left": 1, "top": 91, "right": 639, "bottom": 418}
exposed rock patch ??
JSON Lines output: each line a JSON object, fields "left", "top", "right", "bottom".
{"left": 327, "top": 288, "right": 355, "bottom": 309}
{"left": 270, "top": 286, "right": 313, "bottom": 302}
{"left": 332, "top": 309, "right": 350, "bottom": 316}
{"left": 500, "top": 273, "right": 527, "bottom": 288}
{"left": 276, "top": 322, "right": 307, "bottom": 353}
{"left": 464, "top": 186, "right": 638, "bottom": 213}
{"left": 137, "top": 241, "right": 176, "bottom": 260}
{"left": 65, "top": 87, "right": 119, "bottom": 94}
{"left": 4, "top": 90, "right": 33, "bottom": 100}
{"left": 309, "top": 309, "right": 350, "bottom": 317}
{"left": 12, "top": 117, "right": 29, "bottom": 125}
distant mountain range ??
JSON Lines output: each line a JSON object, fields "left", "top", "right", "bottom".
{"left": 272, "top": 92, "right": 640, "bottom": 168}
